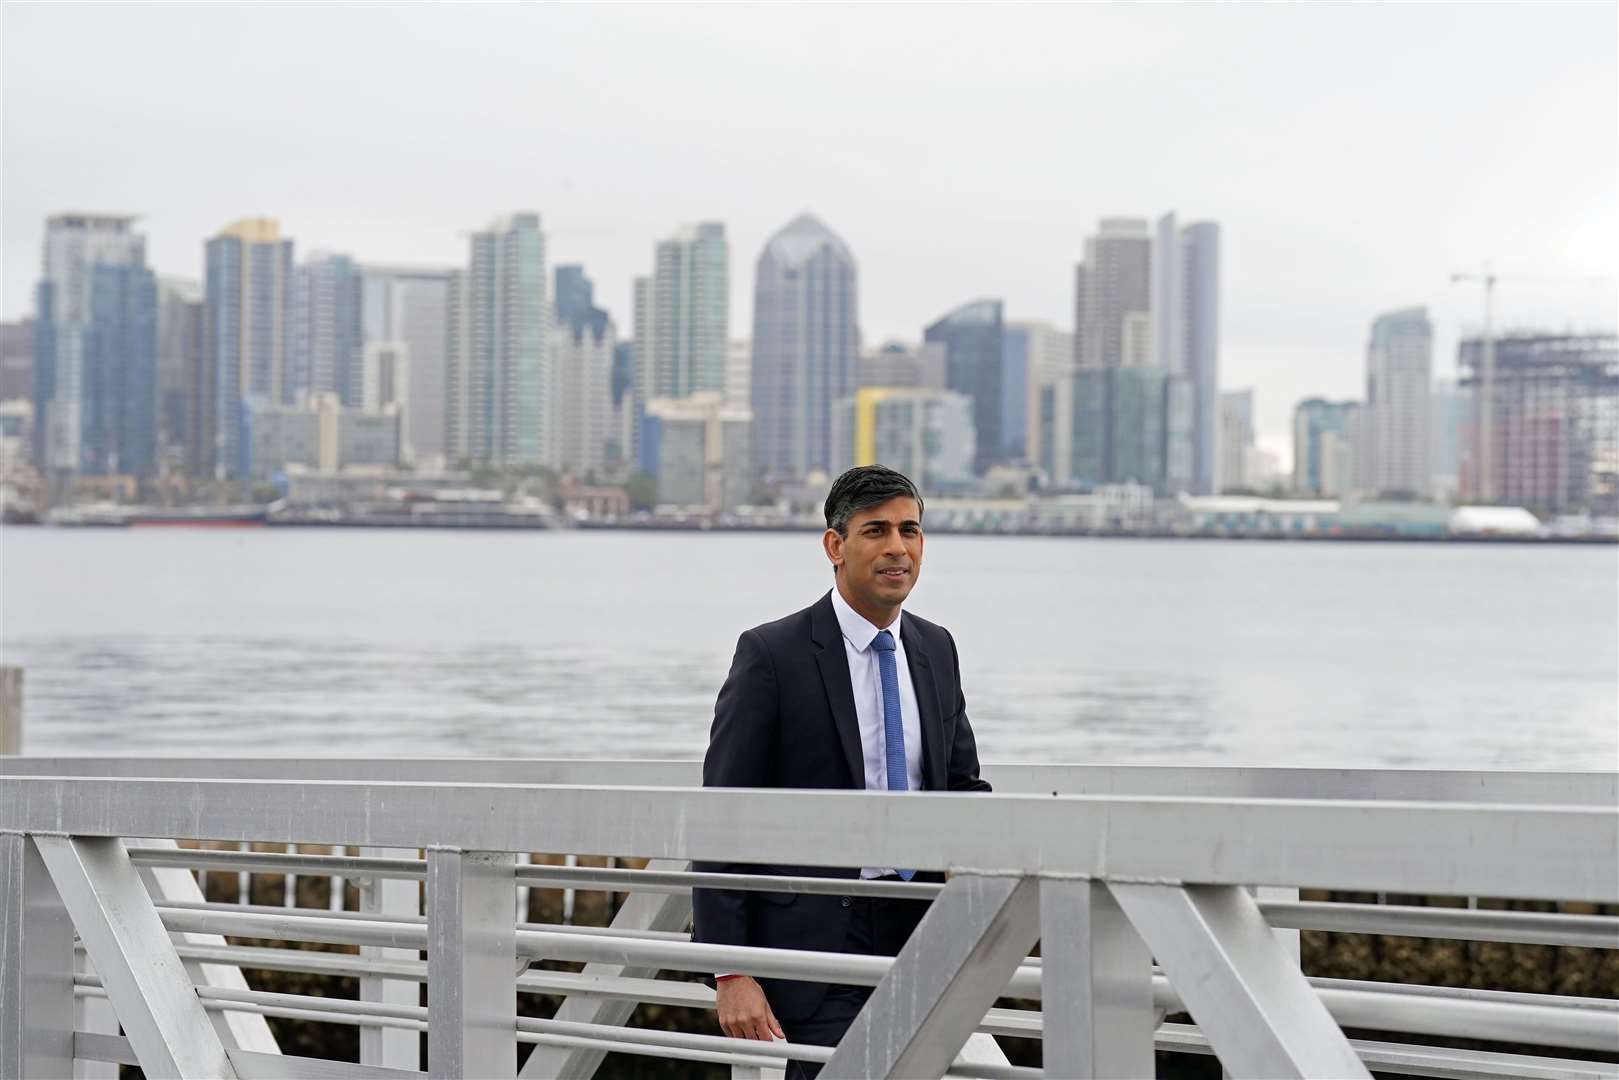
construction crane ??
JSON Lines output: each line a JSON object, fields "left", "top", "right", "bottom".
{"left": 1448, "top": 266, "right": 1613, "bottom": 503}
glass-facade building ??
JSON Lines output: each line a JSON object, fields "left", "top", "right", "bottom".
{"left": 750, "top": 214, "right": 858, "bottom": 481}
{"left": 924, "top": 299, "right": 1004, "bottom": 476}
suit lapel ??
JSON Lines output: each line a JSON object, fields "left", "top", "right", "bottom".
{"left": 902, "top": 617, "right": 947, "bottom": 792}
{"left": 811, "top": 593, "right": 867, "bottom": 789}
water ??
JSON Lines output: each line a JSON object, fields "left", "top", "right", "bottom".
{"left": 2, "top": 527, "right": 1615, "bottom": 769}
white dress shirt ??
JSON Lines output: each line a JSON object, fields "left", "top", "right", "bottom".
{"left": 828, "top": 587, "right": 923, "bottom": 879}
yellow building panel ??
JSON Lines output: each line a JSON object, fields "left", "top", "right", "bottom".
{"left": 855, "top": 388, "right": 893, "bottom": 466}
{"left": 219, "top": 217, "right": 281, "bottom": 243}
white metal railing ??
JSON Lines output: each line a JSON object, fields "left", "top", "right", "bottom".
{"left": 1, "top": 758, "right": 1615, "bottom": 1080}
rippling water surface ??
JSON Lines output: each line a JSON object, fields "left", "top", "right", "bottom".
{"left": 2, "top": 527, "right": 1614, "bottom": 769}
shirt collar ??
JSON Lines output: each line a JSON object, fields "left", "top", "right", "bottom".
{"left": 829, "top": 586, "right": 902, "bottom": 654}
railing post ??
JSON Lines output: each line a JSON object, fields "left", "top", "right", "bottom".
{"left": 0, "top": 667, "right": 21, "bottom": 754}
{"left": 427, "top": 846, "right": 516, "bottom": 1079}
{"left": 1, "top": 832, "right": 75, "bottom": 1080}
{"left": 1040, "top": 877, "right": 1155, "bottom": 1078}
{"left": 360, "top": 846, "right": 422, "bottom": 1070}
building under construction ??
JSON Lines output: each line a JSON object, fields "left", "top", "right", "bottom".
{"left": 1458, "top": 332, "right": 1618, "bottom": 515}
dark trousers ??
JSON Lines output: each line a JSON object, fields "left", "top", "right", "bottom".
{"left": 780, "top": 881, "right": 930, "bottom": 1080}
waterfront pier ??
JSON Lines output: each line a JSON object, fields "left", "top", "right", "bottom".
{"left": 2, "top": 757, "right": 1616, "bottom": 1079}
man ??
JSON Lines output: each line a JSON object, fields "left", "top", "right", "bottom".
{"left": 692, "top": 464, "right": 991, "bottom": 1079}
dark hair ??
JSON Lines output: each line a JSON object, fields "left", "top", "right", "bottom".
{"left": 824, "top": 465, "right": 924, "bottom": 537}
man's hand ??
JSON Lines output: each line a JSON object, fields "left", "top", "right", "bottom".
{"left": 715, "top": 975, "right": 784, "bottom": 1041}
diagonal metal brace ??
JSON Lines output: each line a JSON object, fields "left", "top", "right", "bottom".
{"left": 821, "top": 873, "right": 1040, "bottom": 1079}
{"left": 34, "top": 834, "right": 237, "bottom": 1079}
{"left": 517, "top": 858, "right": 694, "bottom": 1080}
{"left": 1110, "top": 882, "right": 1368, "bottom": 1079}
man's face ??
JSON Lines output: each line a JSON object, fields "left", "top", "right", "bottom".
{"left": 825, "top": 496, "right": 924, "bottom": 613}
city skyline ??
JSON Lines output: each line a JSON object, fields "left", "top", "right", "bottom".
{"left": 4, "top": 4, "right": 1614, "bottom": 456}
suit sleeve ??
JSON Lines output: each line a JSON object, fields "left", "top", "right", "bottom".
{"left": 691, "top": 629, "right": 778, "bottom": 951}
{"left": 944, "top": 629, "right": 992, "bottom": 793}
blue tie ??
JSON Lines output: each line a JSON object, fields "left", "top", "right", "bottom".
{"left": 870, "top": 629, "right": 914, "bottom": 881}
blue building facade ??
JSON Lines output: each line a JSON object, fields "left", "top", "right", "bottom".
{"left": 925, "top": 299, "right": 1004, "bottom": 476}
{"left": 83, "top": 264, "right": 158, "bottom": 477}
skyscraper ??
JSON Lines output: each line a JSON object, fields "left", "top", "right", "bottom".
{"left": 1218, "top": 389, "right": 1255, "bottom": 492}
{"left": 1005, "top": 320, "right": 1072, "bottom": 472}
{"left": 445, "top": 213, "right": 549, "bottom": 467}
{"left": 1458, "top": 333, "right": 1618, "bottom": 514}
{"left": 549, "top": 265, "right": 615, "bottom": 477}
{"left": 33, "top": 213, "right": 148, "bottom": 477}
{"left": 1074, "top": 218, "right": 1151, "bottom": 370}
{"left": 1364, "top": 307, "right": 1433, "bottom": 497}
{"left": 361, "top": 265, "right": 454, "bottom": 470}
{"left": 924, "top": 299, "right": 1004, "bottom": 476}
{"left": 1179, "top": 221, "right": 1221, "bottom": 495}
{"left": 290, "top": 253, "right": 365, "bottom": 407}
{"left": 82, "top": 262, "right": 158, "bottom": 478}
{"left": 156, "top": 279, "right": 202, "bottom": 475}
{"left": 832, "top": 387, "right": 976, "bottom": 493}
{"left": 642, "top": 222, "right": 728, "bottom": 400}
{"left": 750, "top": 213, "right": 859, "bottom": 481}
{"left": 203, "top": 218, "right": 295, "bottom": 480}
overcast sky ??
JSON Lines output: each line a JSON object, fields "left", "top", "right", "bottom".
{"left": 4, "top": 2, "right": 1615, "bottom": 456}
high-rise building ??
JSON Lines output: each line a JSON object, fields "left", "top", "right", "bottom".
{"left": 155, "top": 280, "right": 202, "bottom": 475}
{"left": 1179, "top": 221, "right": 1221, "bottom": 495}
{"left": 289, "top": 253, "right": 364, "bottom": 407}
{"left": 1430, "top": 378, "right": 1469, "bottom": 502}
{"left": 34, "top": 213, "right": 148, "bottom": 477}
{"left": 445, "top": 213, "right": 549, "bottom": 467}
{"left": 643, "top": 391, "right": 751, "bottom": 512}
{"left": 1459, "top": 333, "right": 1618, "bottom": 514}
{"left": 642, "top": 222, "right": 727, "bottom": 400}
{"left": 1364, "top": 307, "right": 1433, "bottom": 497}
{"left": 725, "top": 339, "right": 750, "bottom": 409}
{"left": 1071, "top": 213, "right": 1217, "bottom": 493}
{"left": 1293, "top": 398, "right": 1362, "bottom": 496}
{"left": 549, "top": 265, "right": 615, "bottom": 477}
{"left": 1074, "top": 218, "right": 1151, "bottom": 370}
{"left": 203, "top": 218, "right": 295, "bottom": 481}
{"left": 0, "top": 318, "right": 33, "bottom": 403}
{"left": 1004, "top": 321, "right": 1072, "bottom": 472}
{"left": 361, "top": 266, "right": 454, "bottom": 470}
{"left": 831, "top": 387, "right": 975, "bottom": 493}
{"left": 925, "top": 299, "right": 1004, "bottom": 476}
{"left": 362, "top": 341, "right": 410, "bottom": 460}
{"left": 750, "top": 213, "right": 859, "bottom": 481}
{"left": 82, "top": 262, "right": 158, "bottom": 478}
{"left": 1069, "top": 367, "right": 1170, "bottom": 489}
{"left": 1218, "top": 389, "right": 1255, "bottom": 492}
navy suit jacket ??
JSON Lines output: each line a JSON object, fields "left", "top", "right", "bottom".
{"left": 691, "top": 590, "right": 991, "bottom": 1023}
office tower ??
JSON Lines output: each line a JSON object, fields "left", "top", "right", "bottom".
{"left": 642, "top": 391, "right": 751, "bottom": 512}
{"left": 33, "top": 213, "right": 148, "bottom": 476}
{"left": 289, "top": 253, "right": 364, "bottom": 407}
{"left": 155, "top": 280, "right": 202, "bottom": 474}
{"left": 1364, "top": 307, "right": 1433, "bottom": 497}
{"left": 361, "top": 266, "right": 454, "bottom": 469}
{"left": 81, "top": 262, "right": 158, "bottom": 478}
{"left": 637, "top": 222, "right": 727, "bottom": 401}
{"left": 1293, "top": 398, "right": 1363, "bottom": 496}
{"left": 0, "top": 319, "right": 33, "bottom": 402}
{"left": 1430, "top": 378, "right": 1469, "bottom": 502}
{"left": 1458, "top": 333, "right": 1618, "bottom": 514}
{"left": 608, "top": 340, "right": 635, "bottom": 472}
{"left": 832, "top": 387, "right": 975, "bottom": 493}
{"left": 549, "top": 265, "right": 615, "bottom": 477}
{"left": 444, "top": 212, "right": 549, "bottom": 467}
{"left": 1004, "top": 321, "right": 1072, "bottom": 471}
{"left": 857, "top": 341, "right": 947, "bottom": 391}
{"left": 750, "top": 213, "right": 859, "bottom": 481}
{"left": 924, "top": 299, "right": 1004, "bottom": 476}
{"left": 1179, "top": 221, "right": 1221, "bottom": 495}
{"left": 1069, "top": 367, "right": 1170, "bottom": 488}
{"left": 203, "top": 218, "right": 295, "bottom": 480}
{"left": 1219, "top": 389, "right": 1255, "bottom": 492}
{"left": 1074, "top": 219, "right": 1151, "bottom": 370}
